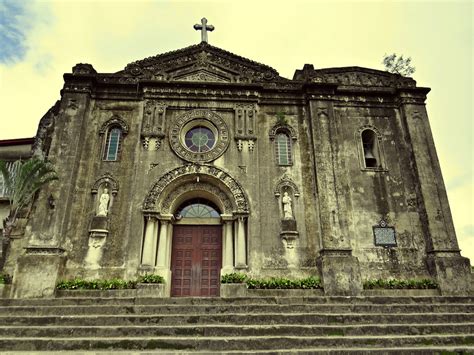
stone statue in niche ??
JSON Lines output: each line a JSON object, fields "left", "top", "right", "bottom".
{"left": 282, "top": 192, "right": 293, "bottom": 219}
{"left": 97, "top": 188, "right": 110, "bottom": 217}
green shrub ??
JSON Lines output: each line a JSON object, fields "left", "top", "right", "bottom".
{"left": 137, "top": 274, "right": 165, "bottom": 284}
{"left": 0, "top": 274, "right": 12, "bottom": 285}
{"left": 363, "top": 278, "right": 438, "bottom": 290}
{"left": 221, "top": 272, "right": 247, "bottom": 284}
{"left": 56, "top": 278, "right": 137, "bottom": 290}
{"left": 246, "top": 276, "right": 321, "bottom": 290}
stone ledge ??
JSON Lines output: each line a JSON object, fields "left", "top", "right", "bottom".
{"left": 362, "top": 289, "right": 440, "bottom": 297}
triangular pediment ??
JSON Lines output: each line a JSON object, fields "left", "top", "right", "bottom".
{"left": 118, "top": 42, "right": 288, "bottom": 83}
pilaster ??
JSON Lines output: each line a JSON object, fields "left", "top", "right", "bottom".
{"left": 399, "top": 89, "right": 471, "bottom": 295}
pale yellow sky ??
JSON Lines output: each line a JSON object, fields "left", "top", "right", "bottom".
{"left": 0, "top": 0, "right": 472, "bottom": 262}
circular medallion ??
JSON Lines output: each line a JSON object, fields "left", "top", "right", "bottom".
{"left": 169, "top": 109, "right": 230, "bottom": 162}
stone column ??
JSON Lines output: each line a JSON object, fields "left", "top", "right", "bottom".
{"left": 156, "top": 214, "right": 173, "bottom": 296}
{"left": 234, "top": 215, "right": 247, "bottom": 268}
{"left": 156, "top": 220, "right": 169, "bottom": 268}
{"left": 141, "top": 215, "right": 158, "bottom": 267}
{"left": 308, "top": 96, "right": 362, "bottom": 296}
{"left": 399, "top": 90, "right": 472, "bottom": 295}
{"left": 221, "top": 214, "right": 234, "bottom": 274}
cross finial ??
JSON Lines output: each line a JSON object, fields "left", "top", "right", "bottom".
{"left": 193, "top": 18, "right": 214, "bottom": 43}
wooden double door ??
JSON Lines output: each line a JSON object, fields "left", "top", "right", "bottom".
{"left": 171, "top": 225, "right": 222, "bottom": 297}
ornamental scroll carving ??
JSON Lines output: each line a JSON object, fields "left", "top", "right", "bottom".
{"left": 143, "top": 164, "right": 249, "bottom": 213}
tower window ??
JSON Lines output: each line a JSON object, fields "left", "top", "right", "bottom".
{"left": 276, "top": 133, "right": 292, "bottom": 165}
{"left": 361, "top": 129, "right": 379, "bottom": 168}
{"left": 103, "top": 127, "right": 122, "bottom": 161}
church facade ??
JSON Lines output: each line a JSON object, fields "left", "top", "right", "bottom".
{"left": 5, "top": 40, "right": 471, "bottom": 298}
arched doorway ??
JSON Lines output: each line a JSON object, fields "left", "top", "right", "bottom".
{"left": 171, "top": 199, "right": 222, "bottom": 297}
{"left": 141, "top": 165, "right": 250, "bottom": 297}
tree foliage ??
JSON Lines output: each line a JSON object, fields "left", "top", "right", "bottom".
{"left": 382, "top": 53, "right": 416, "bottom": 76}
{"left": 0, "top": 158, "right": 58, "bottom": 237}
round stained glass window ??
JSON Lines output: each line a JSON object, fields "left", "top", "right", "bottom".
{"left": 184, "top": 126, "right": 216, "bottom": 153}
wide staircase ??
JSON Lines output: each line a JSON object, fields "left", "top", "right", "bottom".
{"left": 0, "top": 295, "right": 473, "bottom": 354}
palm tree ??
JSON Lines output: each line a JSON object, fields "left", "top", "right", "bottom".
{"left": 0, "top": 158, "right": 58, "bottom": 261}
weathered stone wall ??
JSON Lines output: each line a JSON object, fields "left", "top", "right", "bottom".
{"left": 6, "top": 44, "right": 470, "bottom": 297}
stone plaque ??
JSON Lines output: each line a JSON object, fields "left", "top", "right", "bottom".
{"left": 373, "top": 226, "right": 396, "bottom": 247}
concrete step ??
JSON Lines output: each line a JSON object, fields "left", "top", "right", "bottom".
{"left": 1, "top": 303, "right": 472, "bottom": 316}
{"left": 1, "top": 295, "right": 473, "bottom": 307}
{"left": 0, "top": 323, "right": 472, "bottom": 338}
{"left": 0, "top": 334, "right": 472, "bottom": 351}
{"left": 2, "top": 348, "right": 474, "bottom": 354}
{"left": 1, "top": 312, "right": 472, "bottom": 326}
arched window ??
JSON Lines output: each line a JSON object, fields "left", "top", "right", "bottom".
{"left": 276, "top": 133, "right": 292, "bottom": 165}
{"left": 103, "top": 127, "right": 122, "bottom": 161}
{"left": 361, "top": 129, "right": 379, "bottom": 168}
{"left": 176, "top": 199, "right": 220, "bottom": 218}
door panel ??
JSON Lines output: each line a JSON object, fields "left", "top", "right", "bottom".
{"left": 171, "top": 225, "right": 222, "bottom": 297}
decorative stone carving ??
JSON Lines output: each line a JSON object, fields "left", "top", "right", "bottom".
{"left": 32, "top": 101, "right": 59, "bottom": 158}
{"left": 99, "top": 115, "right": 129, "bottom": 136}
{"left": 91, "top": 173, "right": 119, "bottom": 196}
{"left": 169, "top": 109, "right": 230, "bottom": 163}
{"left": 234, "top": 104, "right": 257, "bottom": 152}
{"left": 274, "top": 175, "right": 300, "bottom": 197}
{"left": 141, "top": 100, "right": 166, "bottom": 150}
{"left": 161, "top": 181, "right": 233, "bottom": 214}
{"left": 144, "top": 164, "right": 249, "bottom": 213}
{"left": 72, "top": 63, "right": 96, "bottom": 75}
{"left": 294, "top": 65, "right": 415, "bottom": 88}
{"left": 269, "top": 123, "right": 297, "bottom": 141}
{"left": 121, "top": 42, "right": 287, "bottom": 84}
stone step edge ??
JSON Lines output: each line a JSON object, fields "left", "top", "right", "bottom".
{"left": 2, "top": 302, "right": 473, "bottom": 309}
{"left": 2, "top": 322, "right": 473, "bottom": 329}
{"left": 0, "top": 311, "right": 471, "bottom": 318}
{"left": 0, "top": 334, "right": 472, "bottom": 340}
{"left": 1, "top": 348, "right": 473, "bottom": 355}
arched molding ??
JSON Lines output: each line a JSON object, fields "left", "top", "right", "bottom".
{"left": 91, "top": 173, "right": 119, "bottom": 195}
{"left": 356, "top": 124, "right": 382, "bottom": 139}
{"left": 143, "top": 164, "right": 249, "bottom": 213}
{"left": 274, "top": 175, "right": 300, "bottom": 197}
{"left": 161, "top": 181, "right": 233, "bottom": 215}
{"left": 99, "top": 115, "right": 129, "bottom": 136}
{"left": 269, "top": 123, "right": 297, "bottom": 141}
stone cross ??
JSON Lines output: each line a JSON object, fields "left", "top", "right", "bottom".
{"left": 194, "top": 18, "right": 214, "bottom": 43}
